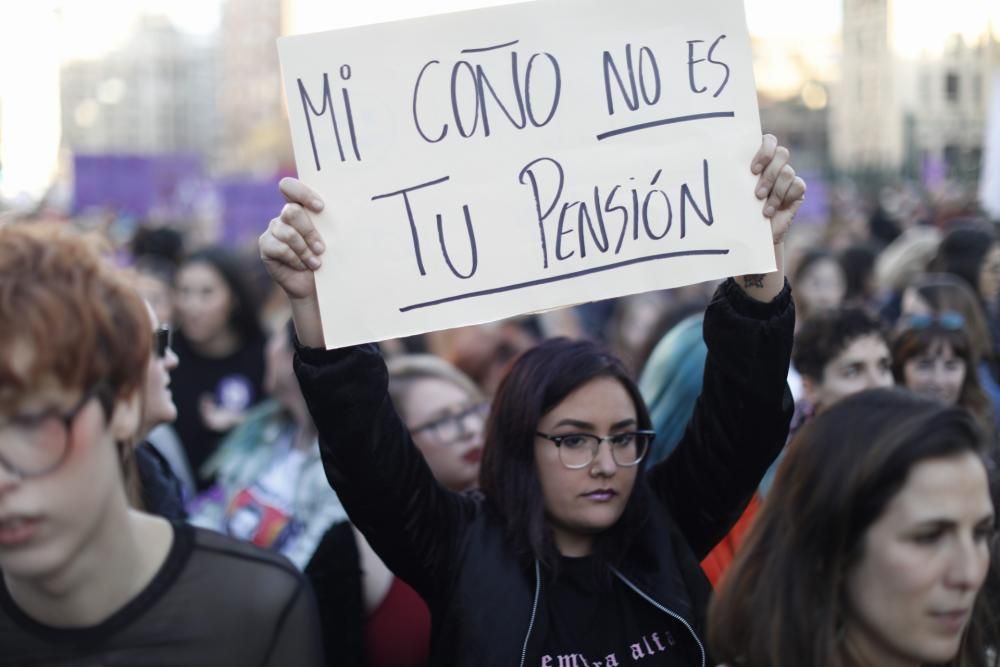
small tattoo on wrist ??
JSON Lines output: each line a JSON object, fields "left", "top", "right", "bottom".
{"left": 743, "top": 274, "right": 766, "bottom": 289}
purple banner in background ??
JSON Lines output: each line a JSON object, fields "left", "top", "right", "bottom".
{"left": 72, "top": 154, "right": 291, "bottom": 248}
{"left": 922, "top": 155, "right": 946, "bottom": 189}
{"left": 794, "top": 170, "right": 829, "bottom": 224}
{"left": 218, "top": 178, "right": 283, "bottom": 246}
{"left": 73, "top": 154, "right": 204, "bottom": 218}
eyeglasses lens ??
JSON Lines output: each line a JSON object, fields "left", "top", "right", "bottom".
{"left": 0, "top": 416, "right": 70, "bottom": 477}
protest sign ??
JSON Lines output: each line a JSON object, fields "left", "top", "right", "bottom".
{"left": 278, "top": 0, "right": 771, "bottom": 348}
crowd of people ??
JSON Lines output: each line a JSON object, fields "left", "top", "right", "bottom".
{"left": 1, "top": 132, "right": 999, "bottom": 667}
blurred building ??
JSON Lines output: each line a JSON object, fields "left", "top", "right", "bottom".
{"left": 60, "top": 14, "right": 216, "bottom": 156}
{"left": 759, "top": 90, "right": 831, "bottom": 174}
{"left": 214, "top": 0, "right": 293, "bottom": 175}
{"left": 832, "top": 0, "right": 1000, "bottom": 181}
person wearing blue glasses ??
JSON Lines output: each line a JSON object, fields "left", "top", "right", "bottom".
{"left": 0, "top": 223, "right": 323, "bottom": 666}
{"left": 260, "top": 136, "right": 805, "bottom": 666}
{"left": 891, "top": 310, "right": 994, "bottom": 434}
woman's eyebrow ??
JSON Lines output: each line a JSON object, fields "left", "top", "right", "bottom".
{"left": 552, "top": 418, "right": 595, "bottom": 430}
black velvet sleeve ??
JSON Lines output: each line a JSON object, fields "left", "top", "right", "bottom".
{"left": 293, "top": 341, "right": 477, "bottom": 606}
{"left": 648, "top": 278, "right": 795, "bottom": 559}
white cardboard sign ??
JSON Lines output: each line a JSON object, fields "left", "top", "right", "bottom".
{"left": 278, "top": 0, "right": 771, "bottom": 349}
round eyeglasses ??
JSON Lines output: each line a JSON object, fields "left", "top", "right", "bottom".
{"left": 410, "top": 402, "right": 489, "bottom": 445}
{"left": 0, "top": 385, "right": 105, "bottom": 479}
{"left": 535, "top": 430, "right": 655, "bottom": 469}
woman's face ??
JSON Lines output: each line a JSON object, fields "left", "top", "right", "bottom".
{"left": 844, "top": 452, "right": 993, "bottom": 666}
{"left": 403, "top": 377, "right": 485, "bottom": 493}
{"left": 0, "top": 379, "right": 137, "bottom": 582}
{"left": 796, "top": 258, "right": 846, "bottom": 316}
{"left": 174, "top": 262, "right": 234, "bottom": 346}
{"left": 140, "top": 305, "right": 179, "bottom": 435}
{"left": 902, "top": 340, "right": 966, "bottom": 406}
{"left": 977, "top": 244, "right": 1000, "bottom": 305}
{"left": 533, "top": 377, "right": 639, "bottom": 557}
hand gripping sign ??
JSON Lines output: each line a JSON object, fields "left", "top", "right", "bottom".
{"left": 278, "top": 0, "right": 771, "bottom": 349}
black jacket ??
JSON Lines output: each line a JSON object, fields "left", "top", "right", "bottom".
{"left": 136, "top": 442, "right": 187, "bottom": 521}
{"left": 294, "top": 278, "right": 795, "bottom": 667}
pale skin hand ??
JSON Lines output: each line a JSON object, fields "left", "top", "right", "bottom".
{"left": 260, "top": 135, "right": 806, "bottom": 345}
{"left": 738, "top": 133, "right": 807, "bottom": 302}
{"left": 259, "top": 178, "right": 327, "bottom": 347}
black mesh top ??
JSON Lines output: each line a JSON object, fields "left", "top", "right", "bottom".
{"left": 0, "top": 522, "right": 324, "bottom": 666}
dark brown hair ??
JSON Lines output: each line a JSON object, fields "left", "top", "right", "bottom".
{"left": 931, "top": 224, "right": 998, "bottom": 302}
{"left": 793, "top": 306, "right": 888, "bottom": 382}
{"left": 907, "top": 272, "right": 994, "bottom": 362}
{"left": 891, "top": 321, "right": 992, "bottom": 432}
{"left": 478, "top": 338, "right": 652, "bottom": 572}
{"left": 709, "top": 388, "right": 995, "bottom": 667}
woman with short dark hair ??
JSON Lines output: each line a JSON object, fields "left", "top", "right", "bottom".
{"left": 171, "top": 247, "right": 267, "bottom": 488}
{"left": 891, "top": 313, "right": 994, "bottom": 433}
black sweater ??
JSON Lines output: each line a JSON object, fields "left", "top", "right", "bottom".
{"left": 294, "top": 278, "right": 795, "bottom": 667}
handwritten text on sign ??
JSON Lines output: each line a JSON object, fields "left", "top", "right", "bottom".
{"left": 278, "top": 0, "right": 770, "bottom": 349}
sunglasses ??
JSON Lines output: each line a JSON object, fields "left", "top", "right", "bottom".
{"left": 901, "top": 312, "right": 965, "bottom": 331}
{"left": 153, "top": 326, "right": 173, "bottom": 358}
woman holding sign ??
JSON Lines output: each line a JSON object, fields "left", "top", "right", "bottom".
{"left": 260, "top": 135, "right": 804, "bottom": 666}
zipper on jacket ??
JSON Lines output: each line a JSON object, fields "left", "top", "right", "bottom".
{"left": 610, "top": 567, "right": 706, "bottom": 667}
{"left": 519, "top": 560, "right": 542, "bottom": 667}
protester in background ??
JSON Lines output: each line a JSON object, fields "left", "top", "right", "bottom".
{"left": 891, "top": 312, "right": 994, "bottom": 433}
{"left": 308, "top": 354, "right": 487, "bottom": 667}
{"left": 874, "top": 224, "right": 941, "bottom": 323}
{"left": 639, "top": 312, "right": 762, "bottom": 585}
{"left": 131, "top": 261, "right": 196, "bottom": 497}
{"left": 931, "top": 223, "right": 1000, "bottom": 359}
{"left": 428, "top": 322, "right": 537, "bottom": 397}
{"left": 187, "top": 321, "right": 347, "bottom": 569}
{"left": 756, "top": 306, "right": 895, "bottom": 497}
{"left": 785, "top": 248, "right": 848, "bottom": 400}
{"left": 132, "top": 301, "right": 188, "bottom": 520}
{"left": 630, "top": 300, "right": 709, "bottom": 377}
{"left": 387, "top": 354, "right": 487, "bottom": 493}
{"left": 133, "top": 256, "right": 177, "bottom": 328}
{"left": 261, "top": 135, "right": 803, "bottom": 665}
{"left": 0, "top": 223, "right": 323, "bottom": 665}
{"left": 709, "top": 389, "right": 996, "bottom": 667}
{"left": 171, "top": 247, "right": 267, "bottom": 489}
{"left": 794, "top": 307, "right": 894, "bottom": 415}
{"left": 639, "top": 315, "right": 707, "bottom": 466}
{"left": 838, "top": 243, "right": 878, "bottom": 308}
{"left": 901, "top": 272, "right": 1000, "bottom": 429}
{"left": 131, "top": 225, "right": 183, "bottom": 326}
{"left": 791, "top": 248, "right": 846, "bottom": 321}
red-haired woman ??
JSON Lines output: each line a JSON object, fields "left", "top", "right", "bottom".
{"left": 0, "top": 223, "right": 323, "bottom": 665}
